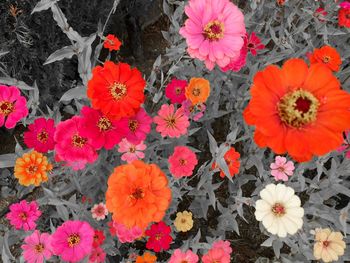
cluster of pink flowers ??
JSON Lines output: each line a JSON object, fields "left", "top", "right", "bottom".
{"left": 202, "top": 240, "right": 233, "bottom": 263}
{"left": 111, "top": 221, "right": 143, "bottom": 243}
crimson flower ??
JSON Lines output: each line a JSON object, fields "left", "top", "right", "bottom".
{"left": 145, "top": 221, "right": 172, "bottom": 252}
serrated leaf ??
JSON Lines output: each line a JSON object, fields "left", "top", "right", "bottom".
{"left": 44, "top": 46, "right": 76, "bottom": 65}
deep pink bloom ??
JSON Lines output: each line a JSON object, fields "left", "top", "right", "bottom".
{"left": 108, "top": 221, "right": 118, "bottom": 236}
{"left": 92, "top": 230, "right": 105, "bottom": 248}
{"left": 145, "top": 221, "right": 172, "bottom": 252}
{"left": 165, "top": 79, "right": 187, "bottom": 104}
{"left": 168, "top": 146, "right": 198, "bottom": 178}
{"left": 24, "top": 118, "right": 56, "bottom": 153}
{"left": 21, "top": 230, "right": 53, "bottom": 263}
{"left": 54, "top": 116, "right": 98, "bottom": 170}
{"left": 340, "top": 1, "right": 350, "bottom": 9}
{"left": 79, "top": 106, "right": 126, "bottom": 150}
{"left": 180, "top": 0, "right": 246, "bottom": 70}
{"left": 91, "top": 203, "right": 108, "bottom": 221}
{"left": 202, "top": 247, "right": 230, "bottom": 263}
{"left": 212, "top": 240, "right": 232, "bottom": 255}
{"left": 112, "top": 221, "right": 143, "bottom": 243}
{"left": 314, "top": 7, "right": 328, "bottom": 22}
{"left": 247, "top": 32, "right": 265, "bottom": 56}
{"left": 116, "top": 108, "right": 152, "bottom": 144}
{"left": 88, "top": 247, "right": 106, "bottom": 263}
{"left": 221, "top": 36, "right": 247, "bottom": 72}
{"left": 51, "top": 220, "right": 94, "bottom": 263}
{"left": 270, "top": 156, "right": 295, "bottom": 181}
{"left": 0, "top": 85, "right": 28, "bottom": 129}
{"left": 169, "top": 249, "right": 199, "bottom": 263}
{"left": 154, "top": 104, "right": 190, "bottom": 138}
{"left": 182, "top": 100, "right": 206, "bottom": 121}
{"left": 6, "top": 200, "right": 41, "bottom": 231}
{"left": 118, "top": 139, "right": 146, "bottom": 163}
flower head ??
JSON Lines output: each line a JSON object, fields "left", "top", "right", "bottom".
{"left": 24, "top": 118, "right": 56, "bottom": 153}
{"left": 247, "top": 32, "right": 265, "bottom": 56}
{"left": 169, "top": 249, "right": 199, "bottom": 263}
{"left": 212, "top": 147, "right": 240, "bottom": 178}
{"left": 182, "top": 99, "right": 206, "bottom": 121}
{"left": 91, "top": 203, "right": 108, "bottom": 221}
{"left": 212, "top": 240, "right": 232, "bottom": 255}
{"left": 202, "top": 247, "right": 230, "bottom": 263}
{"left": 255, "top": 184, "right": 304, "bottom": 237}
{"left": 168, "top": 146, "right": 198, "bottom": 178}
{"left": 313, "top": 228, "right": 346, "bottom": 263}
{"left": 88, "top": 247, "right": 106, "bottom": 263}
{"left": 87, "top": 62, "right": 145, "bottom": 120}
{"left": 51, "top": 220, "right": 94, "bottom": 263}
{"left": 243, "top": 58, "right": 350, "bottom": 162}
{"left": 118, "top": 139, "right": 146, "bottom": 163}
{"left": 103, "top": 34, "right": 122, "bottom": 51}
{"left": 145, "top": 221, "right": 172, "bottom": 252}
{"left": 221, "top": 36, "right": 247, "bottom": 72}
{"left": 314, "top": 7, "right": 328, "bottom": 22}
{"left": 308, "top": 45, "right": 342, "bottom": 72}
{"left": 179, "top": 0, "right": 246, "bottom": 70}
{"left": 6, "top": 200, "right": 41, "bottom": 231}
{"left": 135, "top": 252, "right": 157, "bottom": 263}
{"left": 14, "top": 150, "right": 52, "bottom": 186}
{"left": 165, "top": 78, "right": 187, "bottom": 104}
{"left": 0, "top": 85, "right": 28, "bottom": 129}
{"left": 154, "top": 104, "right": 190, "bottom": 138}
{"left": 270, "top": 156, "right": 294, "bottom": 181}
{"left": 185, "top": 78, "right": 210, "bottom": 105}
{"left": 21, "top": 230, "right": 53, "bottom": 263}
{"left": 92, "top": 230, "right": 105, "bottom": 248}
{"left": 106, "top": 161, "right": 172, "bottom": 229}
{"left": 338, "top": 5, "right": 350, "bottom": 28}
{"left": 174, "top": 211, "right": 194, "bottom": 232}
{"left": 112, "top": 221, "right": 143, "bottom": 243}
{"left": 340, "top": 1, "right": 350, "bottom": 9}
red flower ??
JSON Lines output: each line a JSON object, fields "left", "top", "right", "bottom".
{"left": 314, "top": 7, "right": 328, "bottom": 22}
{"left": 93, "top": 230, "right": 105, "bottom": 248}
{"left": 145, "top": 221, "right": 172, "bottom": 252}
{"left": 338, "top": 6, "right": 350, "bottom": 28}
{"left": 103, "top": 34, "right": 122, "bottom": 51}
{"left": 247, "top": 32, "right": 265, "bottom": 56}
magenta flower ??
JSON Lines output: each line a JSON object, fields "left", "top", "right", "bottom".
{"left": 79, "top": 106, "right": 126, "bottom": 150}
{"left": 21, "top": 230, "right": 53, "bottom": 263}
{"left": 247, "top": 32, "right": 265, "bottom": 56}
{"left": 168, "top": 146, "right": 198, "bottom": 178}
{"left": 270, "top": 156, "right": 295, "bottom": 181}
{"left": 91, "top": 203, "right": 108, "bottom": 221}
{"left": 118, "top": 138, "right": 146, "bottom": 163}
{"left": 54, "top": 116, "right": 98, "bottom": 170}
{"left": 88, "top": 247, "right": 106, "bottom": 263}
{"left": 145, "top": 221, "right": 172, "bottom": 252}
{"left": 24, "top": 118, "right": 56, "bottom": 153}
{"left": 51, "top": 220, "right": 94, "bottom": 263}
{"left": 169, "top": 249, "right": 199, "bottom": 263}
{"left": 165, "top": 78, "right": 187, "bottom": 104}
{"left": 112, "top": 221, "right": 143, "bottom": 243}
{"left": 0, "top": 85, "right": 28, "bottom": 129}
{"left": 154, "top": 104, "right": 190, "bottom": 138}
{"left": 340, "top": 1, "right": 350, "bottom": 9}
{"left": 6, "top": 200, "right": 41, "bottom": 231}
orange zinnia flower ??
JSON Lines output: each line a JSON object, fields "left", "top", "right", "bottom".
{"left": 244, "top": 58, "right": 350, "bottom": 162}
{"left": 212, "top": 147, "right": 240, "bottom": 178}
{"left": 103, "top": 34, "right": 122, "bottom": 51}
{"left": 309, "top": 45, "right": 342, "bottom": 72}
{"left": 87, "top": 62, "right": 145, "bottom": 120}
{"left": 105, "top": 160, "right": 171, "bottom": 229}
{"left": 14, "top": 150, "right": 52, "bottom": 186}
{"left": 135, "top": 252, "right": 157, "bottom": 263}
{"left": 185, "top": 78, "right": 210, "bottom": 105}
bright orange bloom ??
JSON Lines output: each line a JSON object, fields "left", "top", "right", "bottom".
{"left": 14, "top": 151, "right": 52, "bottom": 186}
{"left": 244, "top": 58, "right": 350, "bottom": 162}
{"left": 87, "top": 61, "right": 145, "bottom": 120}
{"left": 309, "top": 45, "right": 342, "bottom": 72}
{"left": 135, "top": 252, "right": 157, "bottom": 263}
{"left": 105, "top": 160, "right": 171, "bottom": 229}
{"left": 212, "top": 147, "right": 240, "bottom": 178}
{"left": 185, "top": 78, "right": 210, "bottom": 105}
{"left": 103, "top": 34, "right": 122, "bottom": 51}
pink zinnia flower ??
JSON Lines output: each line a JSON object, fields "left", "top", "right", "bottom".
{"left": 165, "top": 79, "right": 187, "bottom": 104}
{"left": 6, "top": 200, "right": 41, "bottom": 231}
{"left": 247, "top": 32, "right": 265, "bottom": 56}
{"left": 221, "top": 36, "right": 247, "bottom": 72}
{"left": 270, "top": 156, "right": 295, "bottom": 181}
{"left": 154, "top": 104, "right": 190, "bottom": 138}
{"left": 168, "top": 146, "right": 198, "bottom": 178}
{"left": 212, "top": 240, "right": 232, "bottom": 255}
{"left": 21, "top": 230, "right": 53, "bottom": 263}
{"left": 202, "top": 247, "right": 230, "bottom": 263}
{"left": 24, "top": 118, "right": 56, "bottom": 153}
{"left": 92, "top": 230, "right": 105, "bottom": 248}
{"left": 314, "top": 7, "right": 328, "bottom": 22}
{"left": 112, "top": 221, "right": 143, "bottom": 243}
{"left": 118, "top": 138, "right": 146, "bottom": 163}
{"left": 116, "top": 108, "right": 152, "bottom": 144}
{"left": 179, "top": 0, "right": 246, "bottom": 70}
{"left": 91, "top": 203, "right": 108, "bottom": 221}
{"left": 145, "top": 221, "right": 172, "bottom": 252}
{"left": 79, "top": 106, "right": 126, "bottom": 150}
{"left": 0, "top": 85, "right": 28, "bottom": 129}
{"left": 88, "top": 247, "right": 106, "bottom": 263}
{"left": 340, "top": 1, "right": 350, "bottom": 9}
{"left": 169, "top": 249, "right": 199, "bottom": 263}
{"left": 51, "top": 220, "right": 94, "bottom": 263}
{"left": 54, "top": 116, "right": 98, "bottom": 170}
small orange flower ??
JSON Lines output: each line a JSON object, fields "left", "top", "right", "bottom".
{"left": 185, "top": 78, "right": 210, "bottom": 105}
{"left": 14, "top": 151, "right": 52, "bottom": 186}
{"left": 309, "top": 45, "right": 342, "bottom": 72}
{"left": 135, "top": 252, "right": 157, "bottom": 263}
{"left": 103, "top": 34, "right": 122, "bottom": 51}
{"left": 105, "top": 160, "right": 171, "bottom": 229}
{"left": 212, "top": 147, "right": 240, "bottom": 178}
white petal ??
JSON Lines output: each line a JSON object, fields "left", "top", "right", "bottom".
{"left": 286, "top": 207, "right": 304, "bottom": 218}
{"left": 285, "top": 195, "right": 301, "bottom": 208}
{"left": 280, "top": 215, "right": 298, "bottom": 235}
{"left": 255, "top": 210, "right": 270, "bottom": 221}
{"left": 276, "top": 218, "right": 287, "bottom": 238}
{"left": 285, "top": 214, "right": 303, "bottom": 231}
{"left": 267, "top": 219, "right": 279, "bottom": 235}
{"left": 262, "top": 212, "right": 275, "bottom": 230}
{"left": 281, "top": 186, "right": 295, "bottom": 203}
{"left": 260, "top": 184, "right": 277, "bottom": 204}
{"left": 255, "top": 199, "right": 271, "bottom": 212}
{"left": 275, "top": 184, "right": 287, "bottom": 202}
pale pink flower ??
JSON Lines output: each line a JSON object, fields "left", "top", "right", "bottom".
{"left": 169, "top": 249, "right": 199, "bottom": 263}
{"left": 270, "top": 156, "right": 295, "bottom": 181}
{"left": 168, "top": 146, "right": 198, "bottom": 178}
{"left": 112, "top": 221, "right": 143, "bottom": 243}
{"left": 118, "top": 138, "right": 146, "bottom": 163}
{"left": 21, "top": 230, "right": 53, "bottom": 263}
{"left": 91, "top": 203, "right": 108, "bottom": 221}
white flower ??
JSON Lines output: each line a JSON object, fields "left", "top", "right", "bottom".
{"left": 255, "top": 184, "right": 304, "bottom": 238}
{"left": 91, "top": 202, "right": 108, "bottom": 221}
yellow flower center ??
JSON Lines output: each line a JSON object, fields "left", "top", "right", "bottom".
{"left": 26, "top": 165, "right": 38, "bottom": 174}
{"left": 97, "top": 117, "right": 112, "bottom": 131}
{"left": 110, "top": 82, "right": 127, "bottom": 100}
{"left": 272, "top": 203, "right": 286, "bottom": 216}
{"left": 155, "top": 233, "right": 163, "bottom": 241}
{"left": 179, "top": 159, "right": 187, "bottom": 166}
{"left": 19, "top": 212, "right": 27, "bottom": 221}
{"left": 35, "top": 244, "right": 44, "bottom": 253}
{"left": 128, "top": 120, "right": 139, "bottom": 132}
{"left": 37, "top": 130, "right": 49, "bottom": 143}
{"left": 278, "top": 89, "right": 320, "bottom": 128}
{"left": 67, "top": 234, "right": 80, "bottom": 247}
{"left": 322, "top": 56, "right": 330, "bottom": 63}
{"left": 204, "top": 20, "right": 224, "bottom": 41}
{"left": 165, "top": 117, "right": 177, "bottom": 128}
{"left": 0, "top": 101, "right": 14, "bottom": 116}
{"left": 72, "top": 134, "right": 87, "bottom": 148}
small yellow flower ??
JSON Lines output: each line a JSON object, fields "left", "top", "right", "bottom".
{"left": 174, "top": 211, "right": 193, "bottom": 232}
{"left": 313, "top": 228, "right": 346, "bottom": 263}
